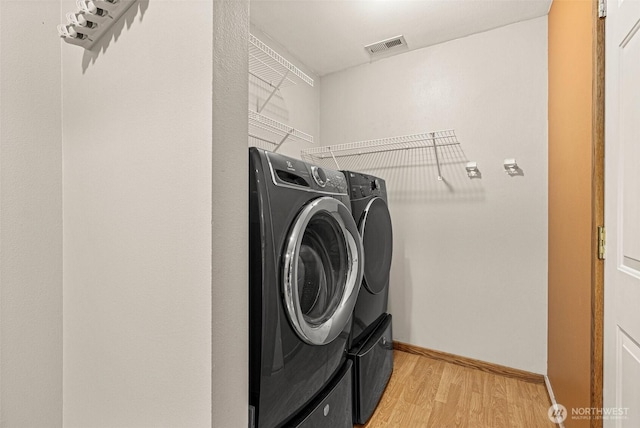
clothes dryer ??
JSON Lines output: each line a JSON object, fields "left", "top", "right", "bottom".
{"left": 343, "top": 171, "right": 393, "bottom": 346}
{"left": 343, "top": 171, "right": 394, "bottom": 424}
{"left": 249, "top": 148, "right": 364, "bottom": 428}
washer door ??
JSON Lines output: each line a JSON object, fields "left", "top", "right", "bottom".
{"left": 360, "top": 197, "right": 393, "bottom": 294}
{"left": 283, "top": 197, "right": 364, "bottom": 346}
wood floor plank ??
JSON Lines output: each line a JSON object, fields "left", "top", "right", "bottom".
{"left": 505, "top": 376, "right": 527, "bottom": 428}
{"left": 490, "top": 372, "right": 509, "bottom": 427}
{"left": 358, "top": 350, "right": 554, "bottom": 427}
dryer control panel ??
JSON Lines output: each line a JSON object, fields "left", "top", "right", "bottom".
{"left": 346, "top": 172, "right": 387, "bottom": 199}
{"left": 266, "top": 152, "right": 347, "bottom": 195}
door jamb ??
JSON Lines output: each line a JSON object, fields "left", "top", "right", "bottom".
{"left": 590, "top": 1, "right": 605, "bottom": 426}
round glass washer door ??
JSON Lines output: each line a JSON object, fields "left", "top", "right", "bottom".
{"left": 283, "top": 196, "right": 364, "bottom": 346}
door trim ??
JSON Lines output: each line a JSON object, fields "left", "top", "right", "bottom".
{"left": 590, "top": 0, "right": 605, "bottom": 426}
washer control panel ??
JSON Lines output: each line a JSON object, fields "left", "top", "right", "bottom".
{"left": 266, "top": 151, "right": 347, "bottom": 194}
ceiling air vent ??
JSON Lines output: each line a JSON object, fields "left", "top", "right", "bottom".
{"left": 365, "top": 35, "right": 407, "bottom": 57}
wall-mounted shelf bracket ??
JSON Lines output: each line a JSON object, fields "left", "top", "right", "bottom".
{"left": 256, "top": 69, "right": 290, "bottom": 114}
{"left": 430, "top": 132, "right": 444, "bottom": 180}
{"left": 273, "top": 129, "right": 293, "bottom": 153}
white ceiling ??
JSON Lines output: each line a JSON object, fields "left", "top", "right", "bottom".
{"left": 250, "top": 0, "right": 552, "bottom": 77}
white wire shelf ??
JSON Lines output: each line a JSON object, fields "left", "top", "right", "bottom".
{"left": 301, "top": 130, "right": 459, "bottom": 180}
{"left": 249, "top": 34, "right": 314, "bottom": 89}
{"left": 249, "top": 110, "right": 314, "bottom": 152}
{"left": 247, "top": 34, "right": 315, "bottom": 152}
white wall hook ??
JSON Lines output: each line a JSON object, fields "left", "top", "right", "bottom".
{"left": 66, "top": 26, "right": 79, "bottom": 38}
{"left": 77, "top": 0, "right": 97, "bottom": 15}
{"left": 60, "top": 0, "right": 136, "bottom": 49}
{"left": 67, "top": 12, "right": 94, "bottom": 28}
{"left": 66, "top": 12, "right": 78, "bottom": 25}
{"left": 57, "top": 24, "right": 85, "bottom": 40}
{"left": 504, "top": 158, "right": 519, "bottom": 175}
{"left": 57, "top": 24, "right": 70, "bottom": 38}
{"left": 466, "top": 161, "right": 480, "bottom": 178}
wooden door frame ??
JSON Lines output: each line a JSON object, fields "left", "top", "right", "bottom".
{"left": 590, "top": 0, "right": 605, "bottom": 426}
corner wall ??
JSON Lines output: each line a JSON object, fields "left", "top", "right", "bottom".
{"left": 213, "top": 1, "right": 249, "bottom": 427}
{"left": 0, "top": 1, "right": 63, "bottom": 426}
{"left": 547, "top": 0, "right": 594, "bottom": 425}
{"left": 61, "top": 1, "right": 248, "bottom": 426}
{"left": 320, "top": 17, "right": 548, "bottom": 373}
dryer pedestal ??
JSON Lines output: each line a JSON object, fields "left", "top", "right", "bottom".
{"left": 285, "top": 360, "right": 353, "bottom": 428}
{"left": 348, "top": 314, "right": 393, "bottom": 425}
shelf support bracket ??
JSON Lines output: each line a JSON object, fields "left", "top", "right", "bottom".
{"left": 430, "top": 132, "right": 443, "bottom": 181}
{"left": 249, "top": 133, "right": 274, "bottom": 146}
{"left": 272, "top": 129, "right": 293, "bottom": 153}
{"left": 258, "top": 70, "right": 289, "bottom": 114}
{"left": 328, "top": 147, "right": 341, "bottom": 170}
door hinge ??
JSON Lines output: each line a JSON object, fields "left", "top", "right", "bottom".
{"left": 598, "top": 226, "right": 606, "bottom": 260}
{"left": 598, "top": 0, "right": 607, "bottom": 18}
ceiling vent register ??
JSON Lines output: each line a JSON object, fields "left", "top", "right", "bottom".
{"left": 365, "top": 35, "right": 407, "bottom": 56}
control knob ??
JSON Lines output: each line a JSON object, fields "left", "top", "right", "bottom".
{"left": 311, "top": 166, "right": 327, "bottom": 187}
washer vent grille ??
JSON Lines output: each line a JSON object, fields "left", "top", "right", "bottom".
{"left": 365, "top": 35, "right": 407, "bottom": 56}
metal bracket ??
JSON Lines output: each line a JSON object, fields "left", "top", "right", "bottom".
{"left": 430, "top": 132, "right": 443, "bottom": 181}
{"left": 598, "top": 0, "right": 607, "bottom": 18}
{"left": 272, "top": 129, "right": 293, "bottom": 153}
{"left": 328, "top": 147, "right": 341, "bottom": 170}
{"left": 598, "top": 226, "right": 606, "bottom": 260}
{"left": 258, "top": 69, "right": 289, "bottom": 114}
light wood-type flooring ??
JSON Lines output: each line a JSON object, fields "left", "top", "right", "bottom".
{"left": 357, "top": 350, "right": 556, "bottom": 428}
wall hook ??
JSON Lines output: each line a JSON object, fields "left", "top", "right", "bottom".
{"left": 58, "top": 0, "right": 136, "bottom": 50}
{"left": 466, "top": 161, "right": 481, "bottom": 179}
{"left": 504, "top": 158, "right": 519, "bottom": 175}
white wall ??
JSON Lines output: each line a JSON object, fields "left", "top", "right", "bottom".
{"left": 0, "top": 1, "right": 63, "bottom": 426}
{"left": 62, "top": 1, "right": 248, "bottom": 426}
{"left": 249, "top": 24, "right": 320, "bottom": 160}
{"left": 320, "top": 17, "right": 548, "bottom": 373}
